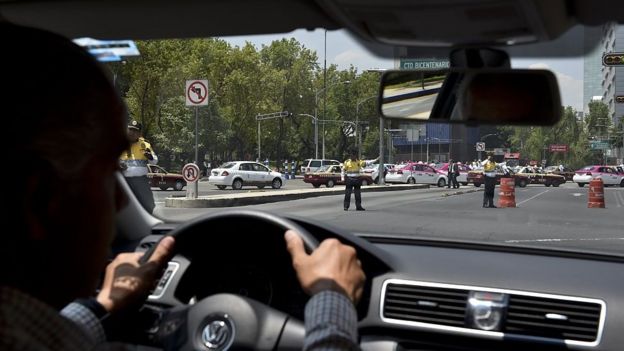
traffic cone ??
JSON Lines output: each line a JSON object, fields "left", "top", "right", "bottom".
{"left": 498, "top": 177, "right": 516, "bottom": 208}
{"left": 588, "top": 178, "right": 605, "bottom": 208}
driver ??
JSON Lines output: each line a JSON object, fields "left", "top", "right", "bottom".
{"left": 0, "top": 22, "right": 364, "bottom": 350}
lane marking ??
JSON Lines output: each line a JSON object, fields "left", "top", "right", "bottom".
{"left": 571, "top": 193, "right": 583, "bottom": 197}
{"left": 505, "top": 237, "right": 624, "bottom": 243}
{"left": 516, "top": 189, "right": 550, "bottom": 206}
{"left": 614, "top": 190, "right": 624, "bottom": 207}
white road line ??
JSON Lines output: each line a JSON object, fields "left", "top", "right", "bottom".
{"left": 615, "top": 190, "right": 624, "bottom": 207}
{"left": 155, "top": 201, "right": 165, "bottom": 205}
{"left": 516, "top": 189, "right": 550, "bottom": 206}
{"left": 571, "top": 193, "right": 583, "bottom": 197}
{"left": 506, "top": 237, "right": 624, "bottom": 243}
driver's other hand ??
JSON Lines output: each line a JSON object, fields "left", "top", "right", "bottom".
{"left": 284, "top": 230, "right": 365, "bottom": 304}
{"left": 96, "top": 236, "right": 175, "bottom": 314}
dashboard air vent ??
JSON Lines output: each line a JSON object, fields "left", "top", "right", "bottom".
{"left": 505, "top": 295, "right": 602, "bottom": 342}
{"left": 383, "top": 282, "right": 468, "bottom": 327}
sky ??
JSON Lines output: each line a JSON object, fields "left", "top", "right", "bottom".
{"left": 220, "top": 29, "right": 585, "bottom": 111}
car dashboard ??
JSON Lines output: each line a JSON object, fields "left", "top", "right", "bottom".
{"left": 138, "top": 217, "right": 624, "bottom": 351}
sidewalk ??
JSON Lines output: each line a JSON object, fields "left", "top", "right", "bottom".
{"left": 166, "top": 184, "right": 429, "bottom": 208}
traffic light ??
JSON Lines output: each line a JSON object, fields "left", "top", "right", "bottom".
{"left": 603, "top": 53, "right": 624, "bottom": 66}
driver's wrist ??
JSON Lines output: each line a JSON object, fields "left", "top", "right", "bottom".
{"left": 308, "top": 279, "right": 354, "bottom": 303}
{"left": 76, "top": 297, "right": 109, "bottom": 319}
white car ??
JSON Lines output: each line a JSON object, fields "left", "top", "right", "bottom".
{"left": 386, "top": 163, "right": 448, "bottom": 187}
{"left": 208, "top": 161, "right": 286, "bottom": 190}
{"left": 363, "top": 163, "right": 395, "bottom": 184}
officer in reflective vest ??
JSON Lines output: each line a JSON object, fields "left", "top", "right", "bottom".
{"left": 343, "top": 151, "right": 379, "bottom": 211}
{"left": 481, "top": 154, "right": 497, "bottom": 208}
{"left": 119, "top": 120, "right": 158, "bottom": 213}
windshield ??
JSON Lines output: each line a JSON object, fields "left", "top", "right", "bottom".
{"left": 112, "top": 28, "right": 624, "bottom": 256}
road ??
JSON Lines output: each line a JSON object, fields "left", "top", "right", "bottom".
{"left": 154, "top": 182, "right": 624, "bottom": 254}
{"left": 382, "top": 93, "right": 437, "bottom": 119}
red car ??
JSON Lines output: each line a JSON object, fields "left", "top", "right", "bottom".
{"left": 467, "top": 170, "right": 530, "bottom": 188}
{"left": 148, "top": 164, "right": 187, "bottom": 191}
{"left": 303, "top": 165, "right": 373, "bottom": 188}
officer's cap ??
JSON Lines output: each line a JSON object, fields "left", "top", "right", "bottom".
{"left": 128, "top": 120, "right": 142, "bottom": 131}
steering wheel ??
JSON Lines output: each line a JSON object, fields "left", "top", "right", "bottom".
{"left": 140, "top": 210, "right": 319, "bottom": 351}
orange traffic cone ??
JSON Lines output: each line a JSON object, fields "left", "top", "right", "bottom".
{"left": 498, "top": 177, "right": 516, "bottom": 208}
{"left": 588, "top": 178, "right": 605, "bottom": 208}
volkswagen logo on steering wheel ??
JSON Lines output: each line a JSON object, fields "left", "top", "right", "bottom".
{"left": 201, "top": 315, "right": 235, "bottom": 350}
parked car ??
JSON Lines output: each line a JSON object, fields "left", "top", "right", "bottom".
{"left": 362, "top": 163, "right": 395, "bottom": 184}
{"left": 467, "top": 170, "right": 530, "bottom": 188}
{"left": 516, "top": 167, "right": 566, "bottom": 187}
{"left": 544, "top": 165, "right": 575, "bottom": 181}
{"left": 147, "top": 164, "right": 186, "bottom": 191}
{"left": 434, "top": 162, "right": 470, "bottom": 186}
{"left": 303, "top": 165, "right": 373, "bottom": 188}
{"left": 386, "top": 163, "right": 447, "bottom": 187}
{"left": 573, "top": 165, "right": 624, "bottom": 187}
{"left": 300, "top": 159, "right": 341, "bottom": 174}
{"left": 208, "top": 161, "right": 286, "bottom": 190}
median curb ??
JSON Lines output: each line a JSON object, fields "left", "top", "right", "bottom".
{"left": 165, "top": 184, "right": 429, "bottom": 208}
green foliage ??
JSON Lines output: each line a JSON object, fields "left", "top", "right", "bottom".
{"left": 498, "top": 106, "right": 599, "bottom": 169}
{"left": 112, "top": 37, "right": 379, "bottom": 170}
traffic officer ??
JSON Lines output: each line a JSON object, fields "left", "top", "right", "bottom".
{"left": 120, "top": 120, "right": 158, "bottom": 213}
{"left": 482, "top": 154, "right": 497, "bottom": 208}
{"left": 343, "top": 151, "right": 379, "bottom": 211}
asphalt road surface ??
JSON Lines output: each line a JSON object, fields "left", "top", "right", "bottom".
{"left": 382, "top": 93, "right": 437, "bottom": 119}
{"left": 153, "top": 182, "right": 624, "bottom": 255}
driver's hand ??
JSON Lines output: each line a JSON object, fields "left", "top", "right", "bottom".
{"left": 284, "top": 230, "right": 365, "bottom": 304}
{"left": 96, "top": 236, "right": 175, "bottom": 314}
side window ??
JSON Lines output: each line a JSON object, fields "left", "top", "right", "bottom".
{"left": 255, "top": 164, "right": 270, "bottom": 172}
{"left": 331, "top": 166, "right": 339, "bottom": 173}
{"left": 239, "top": 163, "right": 251, "bottom": 171}
{"left": 310, "top": 160, "right": 321, "bottom": 167}
{"left": 413, "top": 165, "right": 424, "bottom": 171}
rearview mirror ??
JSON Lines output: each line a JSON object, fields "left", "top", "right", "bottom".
{"left": 379, "top": 69, "right": 561, "bottom": 126}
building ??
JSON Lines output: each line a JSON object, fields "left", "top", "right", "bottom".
{"left": 582, "top": 24, "right": 624, "bottom": 163}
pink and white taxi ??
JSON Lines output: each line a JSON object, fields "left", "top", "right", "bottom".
{"left": 572, "top": 165, "right": 624, "bottom": 187}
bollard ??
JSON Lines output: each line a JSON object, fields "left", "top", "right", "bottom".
{"left": 283, "top": 160, "right": 289, "bottom": 179}
{"left": 588, "top": 178, "right": 605, "bottom": 208}
{"left": 498, "top": 177, "right": 516, "bottom": 208}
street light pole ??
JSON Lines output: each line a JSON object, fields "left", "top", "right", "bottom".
{"left": 314, "top": 80, "right": 350, "bottom": 159}
{"left": 479, "top": 133, "right": 499, "bottom": 160}
{"left": 356, "top": 95, "right": 376, "bottom": 159}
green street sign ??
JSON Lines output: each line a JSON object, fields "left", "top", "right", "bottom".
{"left": 400, "top": 59, "right": 450, "bottom": 70}
{"left": 590, "top": 141, "right": 610, "bottom": 150}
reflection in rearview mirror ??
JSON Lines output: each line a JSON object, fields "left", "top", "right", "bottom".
{"left": 379, "top": 69, "right": 562, "bottom": 126}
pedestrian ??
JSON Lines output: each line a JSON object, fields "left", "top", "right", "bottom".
{"left": 452, "top": 160, "right": 460, "bottom": 188}
{"left": 447, "top": 159, "right": 454, "bottom": 189}
{"left": 343, "top": 150, "right": 379, "bottom": 211}
{"left": 120, "top": 120, "right": 158, "bottom": 213}
{"left": 482, "top": 154, "right": 497, "bottom": 208}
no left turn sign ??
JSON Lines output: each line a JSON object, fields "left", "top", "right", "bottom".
{"left": 182, "top": 163, "right": 200, "bottom": 183}
{"left": 185, "top": 80, "right": 209, "bottom": 106}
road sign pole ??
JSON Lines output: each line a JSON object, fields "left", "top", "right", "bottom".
{"left": 378, "top": 116, "right": 385, "bottom": 185}
{"left": 194, "top": 106, "right": 199, "bottom": 164}
{"left": 258, "top": 120, "right": 261, "bottom": 160}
